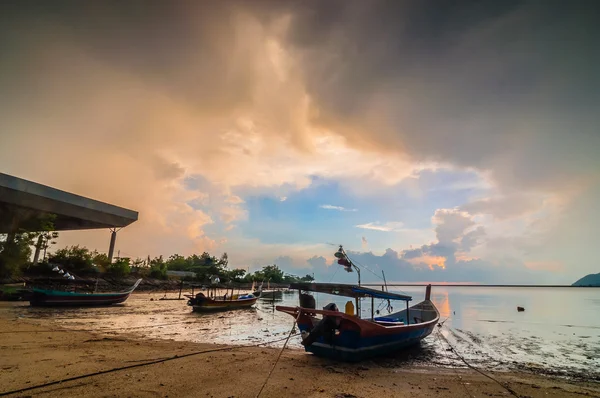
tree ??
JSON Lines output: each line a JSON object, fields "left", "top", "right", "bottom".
{"left": 92, "top": 252, "right": 111, "bottom": 270}
{"left": 48, "top": 245, "right": 95, "bottom": 275}
{"left": 108, "top": 258, "right": 131, "bottom": 278}
{"left": 149, "top": 256, "right": 168, "bottom": 279}
{"left": 254, "top": 264, "right": 285, "bottom": 283}
{"left": 0, "top": 233, "right": 34, "bottom": 279}
{"left": 225, "top": 268, "right": 246, "bottom": 282}
{"left": 38, "top": 231, "right": 59, "bottom": 262}
{"left": 0, "top": 215, "right": 58, "bottom": 279}
{"left": 165, "top": 254, "right": 188, "bottom": 271}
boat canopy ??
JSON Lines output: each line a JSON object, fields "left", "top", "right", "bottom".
{"left": 288, "top": 282, "right": 412, "bottom": 301}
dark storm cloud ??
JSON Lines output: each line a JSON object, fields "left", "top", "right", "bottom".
{"left": 2, "top": 0, "right": 599, "bottom": 280}
{"left": 279, "top": 0, "right": 600, "bottom": 189}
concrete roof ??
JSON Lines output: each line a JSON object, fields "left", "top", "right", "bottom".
{"left": 0, "top": 173, "right": 138, "bottom": 232}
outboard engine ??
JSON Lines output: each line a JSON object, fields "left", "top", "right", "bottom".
{"left": 301, "top": 303, "right": 340, "bottom": 346}
{"left": 299, "top": 292, "right": 316, "bottom": 309}
{"left": 187, "top": 292, "right": 206, "bottom": 306}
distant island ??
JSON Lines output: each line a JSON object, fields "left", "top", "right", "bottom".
{"left": 572, "top": 273, "right": 600, "bottom": 287}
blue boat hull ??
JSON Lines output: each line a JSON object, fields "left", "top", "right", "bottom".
{"left": 297, "top": 322, "right": 436, "bottom": 362}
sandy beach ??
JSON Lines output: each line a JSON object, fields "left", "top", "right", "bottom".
{"left": 1, "top": 305, "right": 598, "bottom": 398}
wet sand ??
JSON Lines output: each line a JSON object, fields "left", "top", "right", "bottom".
{"left": 2, "top": 310, "right": 599, "bottom": 398}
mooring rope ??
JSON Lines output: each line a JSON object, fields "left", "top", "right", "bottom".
{"left": 0, "top": 332, "right": 299, "bottom": 397}
{"left": 255, "top": 311, "right": 301, "bottom": 398}
{"left": 434, "top": 329, "right": 474, "bottom": 398}
{"left": 436, "top": 326, "right": 521, "bottom": 398}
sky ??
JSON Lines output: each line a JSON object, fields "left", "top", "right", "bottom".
{"left": 1, "top": 1, "right": 599, "bottom": 284}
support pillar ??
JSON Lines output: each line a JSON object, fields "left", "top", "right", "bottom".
{"left": 33, "top": 235, "right": 43, "bottom": 265}
{"left": 108, "top": 229, "right": 117, "bottom": 263}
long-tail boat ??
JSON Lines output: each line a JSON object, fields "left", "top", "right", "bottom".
{"left": 276, "top": 245, "right": 439, "bottom": 361}
{"left": 29, "top": 279, "right": 142, "bottom": 307}
{"left": 185, "top": 285, "right": 257, "bottom": 312}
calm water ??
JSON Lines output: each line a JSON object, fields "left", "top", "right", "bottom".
{"left": 10, "top": 286, "right": 600, "bottom": 379}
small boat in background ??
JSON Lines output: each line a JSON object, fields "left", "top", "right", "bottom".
{"left": 252, "top": 280, "right": 282, "bottom": 300}
{"left": 29, "top": 279, "right": 142, "bottom": 307}
{"left": 257, "top": 290, "right": 283, "bottom": 300}
{"left": 186, "top": 285, "right": 257, "bottom": 312}
{"left": 517, "top": 306, "right": 525, "bottom": 312}
{"left": 186, "top": 293, "right": 257, "bottom": 312}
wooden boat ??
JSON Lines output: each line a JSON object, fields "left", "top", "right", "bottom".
{"left": 186, "top": 293, "right": 257, "bottom": 312}
{"left": 185, "top": 285, "right": 257, "bottom": 312}
{"left": 256, "top": 289, "right": 283, "bottom": 300}
{"left": 276, "top": 245, "right": 438, "bottom": 361}
{"left": 29, "top": 279, "right": 142, "bottom": 307}
{"left": 277, "top": 282, "right": 439, "bottom": 361}
{"left": 252, "top": 280, "right": 282, "bottom": 299}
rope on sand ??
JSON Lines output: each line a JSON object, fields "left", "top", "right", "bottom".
{"left": 0, "top": 332, "right": 299, "bottom": 397}
{"left": 434, "top": 329, "right": 474, "bottom": 398}
{"left": 255, "top": 312, "right": 301, "bottom": 398}
{"left": 436, "top": 326, "right": 521, "bottom": 398}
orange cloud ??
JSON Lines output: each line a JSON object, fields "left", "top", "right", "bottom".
{"left": 407, "top": 255, "right": 446, "bottom": 270}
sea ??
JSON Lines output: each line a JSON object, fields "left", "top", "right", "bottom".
{"left": 10, "top": 286, "right": 600, "bottom": 380}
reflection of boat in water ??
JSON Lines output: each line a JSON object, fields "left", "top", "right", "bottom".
{"left": 276, "top": 245, "right": 439, "bottom": 361}
{"left": 186, "top": 286, "right": 257, "bottom": 312}
{"left": 30, "top": 279, "right": 142, "bottom": 307}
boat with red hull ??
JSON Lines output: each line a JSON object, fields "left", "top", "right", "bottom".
{"left": 277, "top": 283, "right": 439, "bottom": 361}
{"left": 29, "top": 279, "right": 142, "bottom": 307}
{"left": 276, "top": 245, "right": 439, "bottom": 361}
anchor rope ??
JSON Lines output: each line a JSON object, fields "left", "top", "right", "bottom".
{"left": 434, "top": 329, "right": 474, "bottom": 398}
{"left": 0, "top": 332, "right": 300, "bottom": 397}
{"left": 436, "top": 325, "right": 521, "bottom": 398}
{"left": 255, "top": 311, "right": 301, "bottom": 398}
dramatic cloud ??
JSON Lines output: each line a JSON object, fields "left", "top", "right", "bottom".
{"left": 460, "top": 194, "right": 544, "bottom": 220}
{"left": 1, "top": 1, "right": 598, "bottom": 282}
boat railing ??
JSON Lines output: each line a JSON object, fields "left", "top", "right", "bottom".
{"left": 277, "top": 304, "right": 440, "bottom": 329}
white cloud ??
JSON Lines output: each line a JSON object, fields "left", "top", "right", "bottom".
{"left": 320, "top": 204, "right": 357, "bottom": 212}
{"left": 355, "top": 222, "right": 404, "bottom": 232}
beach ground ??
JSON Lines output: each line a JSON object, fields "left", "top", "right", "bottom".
{"left": 1, "top": 307, "right": 599, "bottom": 398}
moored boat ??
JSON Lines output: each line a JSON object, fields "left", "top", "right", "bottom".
{"left": 276, "top": 245, "right": 439, "bottom": 361}
{"left": 256, "top": 289, "right": 283, "bottom": 300}
{"left": 29, "top": 279, "right": 142, "bottom": 307}
{"left": 185, "top": 284, "right": 258, "bottom": 312}
{"left": 186, "top": 292, "right": 257, "bottom": 312}
{"left": 277, "top": 283, "right": 439, "bottom": 361}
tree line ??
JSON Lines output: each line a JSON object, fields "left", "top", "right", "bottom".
{"left": 1, "top": 226, "right": 314, "bottom": 284}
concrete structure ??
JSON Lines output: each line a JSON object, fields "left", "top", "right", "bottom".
{"left": 166, "top": 270, "right": 196, "bottom": 279}
{"left": 0, "top": 173, "right": 138, "bottom": 263}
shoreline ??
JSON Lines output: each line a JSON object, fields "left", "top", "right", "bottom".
{"left": 2, "top": 306, "right": 599, "bottom": 397}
